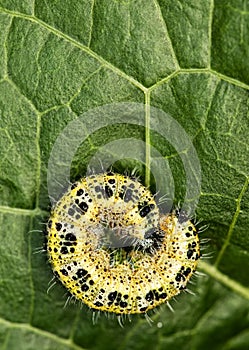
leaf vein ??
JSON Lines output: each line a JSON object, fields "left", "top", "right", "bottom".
{"left": 87, "top": 0, "right": 95, "bottom": 47}
{"left": 0, "top": 318, "right": 86, "bottom": 350}
{"left": 0, "top": 7, "right": 147, "bottom": 92}
{"left": 215, "top": 178, "right": 249, "bottom": 266}
{"left": 199, "top": 261, "right": 249, "bottom": 300}
{"left": 208, "top": 0, "right": 214, "bottom": 68}
{"left": 153, "top": 0, "right": 180, "bottom": 69}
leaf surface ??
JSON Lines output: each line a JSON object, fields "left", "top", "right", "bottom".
{"left": 0, "top": 1, "right": 249, "bottom": 349}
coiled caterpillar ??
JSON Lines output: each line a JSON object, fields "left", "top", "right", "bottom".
{"left": 47, "top": 172, "right": 200, "bottom": 314}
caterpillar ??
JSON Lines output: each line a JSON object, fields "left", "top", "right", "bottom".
{"left": 46, "top": 172, "right": 200, "bottom": 314}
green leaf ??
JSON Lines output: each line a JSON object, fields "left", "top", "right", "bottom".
{"left": 0, "top": 1, "right": 249, "bottom": 350}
